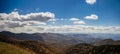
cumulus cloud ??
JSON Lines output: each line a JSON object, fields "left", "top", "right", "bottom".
{"left": 0, "top": 10, "right": 120, "bottom": 34}
{"left": 84, "top": 14, "right": 98, "bottom": 20}
{"left": 70, "top": 18, "right": 80, "bottom": 21}
{"left": 0, "top": 20, "right": 46, "bottom": 28}
{"left": 22, "top": 21, "right": 46, "bottom": 25}
{"left": 73, "top": 21, "right": 86, "bottom": 25}
{"left": 20, "top": 12, "right": 55, "bottom": 21}
{"left": 69, "top": 18, "right": 85, "bottom": 25}
{"left": 0, "top": 11, "right": 55, "bottom": 21}
{"left": 0, "top": 11, "right": 20, "bottom": 20}
{"left": 86, "top": 0, "right": 96, "bottom": 5}
{"left": 0, "top": 20, "right": 24, "bottom": 28}
{"left": 0, "top": 11, "right": 54, "bottom": 29}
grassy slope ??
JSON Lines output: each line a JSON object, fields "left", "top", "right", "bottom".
{"left": 0, "top": 35, "right": 59, "bottom": 54}
{"left": 0, "top": 42, "right": 34, "bottom": 54}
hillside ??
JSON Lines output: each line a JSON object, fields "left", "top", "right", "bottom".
{"left": 0, "top": 42, "right": 34, "bottom": 54}
{"left": 0, "top": 31, "right": 102, "bottom": 53}
{"left": 0, "top": 35, "right": 60, "bottom": 54}
{"left": 0, "top": 31, "right": 120, "bottom": 54}
{"left": 91, "top": 45, "right": 120, "bottom": 54}
{"left": 65, "top": 43, "right": 120, "bottom": 54}
{"left": 93, "top": 39, "right": 120, "bottom": 46}
{"left": 0, "top": 31, "right": 44, "bottom": 42}
{"left": 65, "top": 43, "right": 94, "bottom": 54}
{"left": 0, "top": 31, "right": 102, "bottom": 45}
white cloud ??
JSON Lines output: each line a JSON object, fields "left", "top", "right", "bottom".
{"left": 73, "top": 21, "right": 86, "bottom": 25}
{"left": 0, "top": 11, "right": 54, "bottom": 29}
{"left": 48, "top": 18, "right": 68, "bottom": 22}
{"left": 0, "top": 10, "right": 120, "bottom": 34}
{"left": 0, "top": 20, "right": 23, "bottom": 28}
{"left": 0, "top": 11, "right": 55, "bottom": 21}
{"left": 3, "top": 25, "right": 120, "bottom": 34}
{"left": 20, "top": 12, "right": 55, "bottom": 21}
{"left": 48, "top": 18, "right": 57, "bottom": 22}
{"left": 22, "top": 21, "right": 46, "bottom": 25}
{"left": 84, "top": 14, "right": 98, "bottom": 20}
{"left": 86, "top": 0, "right": 96, "bottom": 5}
{"left": 70, "top": 18, "right": 80, "bottom": 21}
{"left": 0, "top": 20, "right": 46, "bottom": 28}
{"left": 0, "top": 11, "right": 20, "bottom": 20}
{"left": 69, "top": 18, "right": 85, "bottom": 25}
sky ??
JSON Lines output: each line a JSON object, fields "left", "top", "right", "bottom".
{"left": 0, "top": 0, "right": 120, "bottom": 33}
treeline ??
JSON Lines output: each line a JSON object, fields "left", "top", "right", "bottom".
{"left": 65, "top": 43, "right": 120, "bottom": 54}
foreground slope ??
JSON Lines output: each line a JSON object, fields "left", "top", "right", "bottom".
{"left": 0, "top": 42, "right": 34, "bottom": 54}
{"left": 66, "top": 43, "right": 120, "bottom": 54}
{"left": 0, "top": 35, "right": 60, "bottom": 54}
{"left": 91, "top": 45, "right": 120, "bottom": 54}
{"left": 65, "top": 43, "right": 94, "bottom": 54}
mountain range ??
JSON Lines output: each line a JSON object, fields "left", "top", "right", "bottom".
{"left": 0, "top": 31, "right": 120, "bottom": 54}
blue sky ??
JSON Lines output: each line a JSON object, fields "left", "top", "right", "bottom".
{"left": 0, "top": 0, "right": 120, "bottom": 33}
{"left": 0, "top": 0, "right": 120, "bottom": 26}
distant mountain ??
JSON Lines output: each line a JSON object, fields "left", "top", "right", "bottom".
{"left": 88, "top": 33, "right": 120, "bottom": 40}
{"left": 2, "top": 31, "right": 120, "bottom": 46}
{"left": 64, "top": 34, "right": 102, "bottom": 43}
{"left": 0, "top": 31, "right": 102, "bottom": 45}
{"left": 0, "top": 31, "right": 103, "bottom": 54}
{"left": 0, "top": 31, "right": 44, "bottom": 42}
{"left": 66, "top": 33, "right": 120, "bottom": 40}
{"left": 36, "top": 33, "right": 82, "bottom": 45}
{"left": 0, "top": 32, "right": 120, "bottom": 54}
{"left": 93, "top": 39, "right": 120, "bottom": 46}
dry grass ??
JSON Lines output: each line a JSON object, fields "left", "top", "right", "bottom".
{"left": 0, "top": 42, "right": 35, "bottom": 54}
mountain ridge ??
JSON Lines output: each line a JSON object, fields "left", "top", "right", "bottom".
{"left": 0, "top": 32, "right": 120, "bottom": 54}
